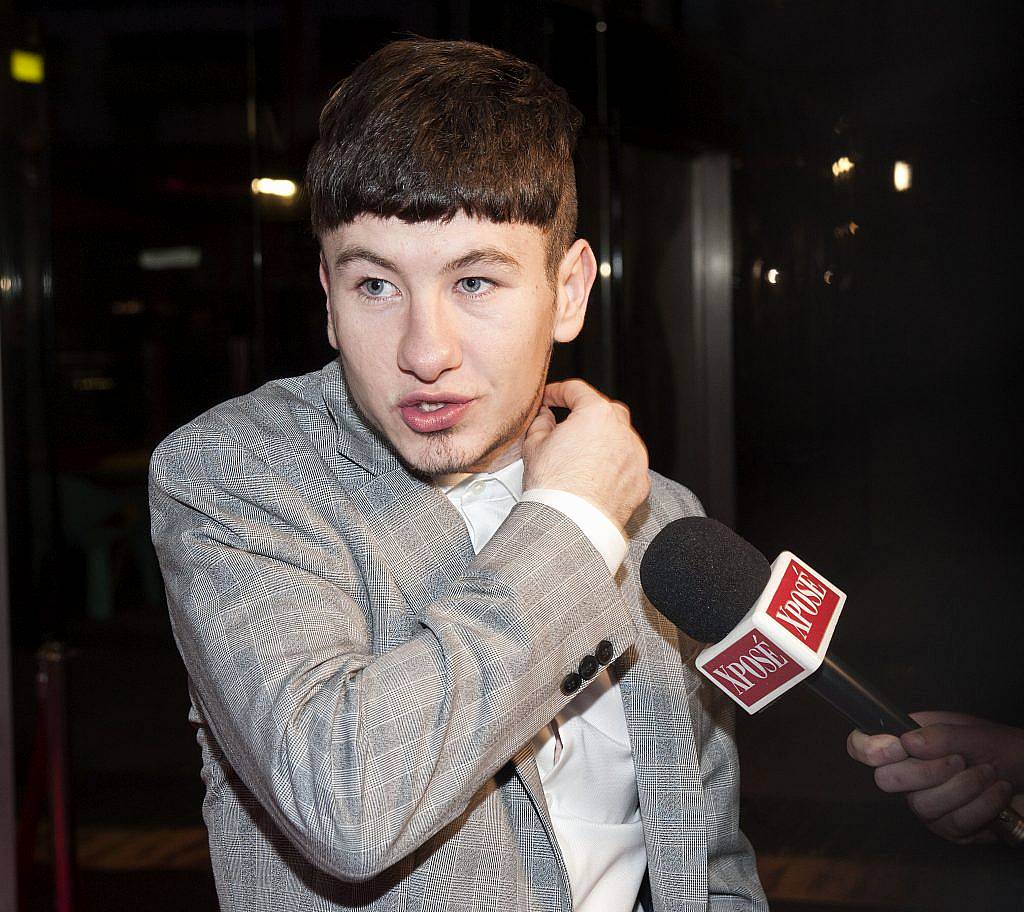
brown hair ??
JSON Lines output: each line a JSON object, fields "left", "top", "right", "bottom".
{"left": 305, "top": 39, "right": 582, "bottom": 272}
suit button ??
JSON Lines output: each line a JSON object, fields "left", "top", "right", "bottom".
{"left": 560, "top": 671, "right": 582, "bottom": 695}
{"left": 595, "top": 640, "right": 614, "bottom": 664}
{"left": 578, "top": 654, "right": 599, "bottom": 679}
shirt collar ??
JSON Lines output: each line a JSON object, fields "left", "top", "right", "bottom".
{"left": 440, "top": 458, "right": 525, "bottom": 501}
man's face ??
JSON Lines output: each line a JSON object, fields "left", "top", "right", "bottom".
{"left": 319, "top": 213, "right": 591, "bottom": 481}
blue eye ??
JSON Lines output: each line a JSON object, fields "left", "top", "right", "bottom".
{"left": 360, "top": 278, "right": 399, "bottom": 298}
{"left": 457, "top": 277, "right": 493, "bottom": 296}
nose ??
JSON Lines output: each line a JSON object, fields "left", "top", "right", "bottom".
{"left": 396, "top": 295, "right": 462, "bottom": 383}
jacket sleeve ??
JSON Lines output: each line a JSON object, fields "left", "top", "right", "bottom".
{"left": 149, "top": 416, "right": 637, "bottom": 883}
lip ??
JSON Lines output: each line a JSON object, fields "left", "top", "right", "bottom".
{"left": 398, "top": 393, "right": 475, "bottom": 433}
{"left": 398, "top": 391, "right": 473, "bottom": 407}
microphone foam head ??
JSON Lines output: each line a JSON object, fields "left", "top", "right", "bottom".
{"left": 639, "top": 517, "right": 771, "bottom": 643}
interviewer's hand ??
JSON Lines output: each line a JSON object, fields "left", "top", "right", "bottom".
{"left": 522, "top": 379, "right": 650, "bottom": 532}
{"left": 847, "top": 711, "right": 1024, "bottom": 843}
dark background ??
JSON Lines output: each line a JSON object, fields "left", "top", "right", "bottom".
{"left": 1, "top": 1, "right": 1022, "bottom": 910}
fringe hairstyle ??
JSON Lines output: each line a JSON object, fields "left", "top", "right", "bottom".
{"left": 305, "top": 39, "right": 582, "bottom": 273}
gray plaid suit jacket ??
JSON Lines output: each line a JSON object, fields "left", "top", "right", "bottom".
{"left": 149, "top": 359, "right": 767, "bottom": 912}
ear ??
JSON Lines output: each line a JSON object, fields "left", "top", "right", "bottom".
{"left": 553, "top": 238, "right": 596, "bottom": 343}
{"left": 319, "top": 254, "right": 340, "bottom": 351}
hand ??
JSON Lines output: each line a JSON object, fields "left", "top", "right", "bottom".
{"left": 847, "top": 711, "right": 1024, "bottom": 843}
{"left": 522, "top": 379, "right": 650, "bottom": 532}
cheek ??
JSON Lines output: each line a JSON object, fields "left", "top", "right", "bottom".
{"left": 486, "top": 307, "right": 554, "bottom": 358}
{"left": 336, "top": 311, "right": 390, "bottom": 361}
{"left": 490, "top": 326, "right": 554, "bottom": 395}
{"left": 337, "top": 331, "right": 388, "bottom": 394}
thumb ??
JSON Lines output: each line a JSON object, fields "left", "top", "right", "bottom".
{"left": 900, "top": 723, "right": 980, "bottom": 762}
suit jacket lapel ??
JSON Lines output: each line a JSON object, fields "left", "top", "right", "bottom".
{"left": 617, "top": 558, "right": 710, "bottom": 909}
{"left": 321, "top": 356, "right": 475, "bottom": 611}
{"left": 353, "top": 466, "right": 475, "bottom": 612}
{"left": 509, "top": 742, "right": 559, "bottom": 854}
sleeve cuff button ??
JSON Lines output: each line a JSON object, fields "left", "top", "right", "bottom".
{"left": 560, "top": 672, "right": 582, "bottom": 695}
{"left": 579, "top": 655, "right": 599, "bottom": 679}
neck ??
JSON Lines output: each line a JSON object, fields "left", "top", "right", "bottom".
{"left": 432, "top": 435, "right": 525, "bottom": 489}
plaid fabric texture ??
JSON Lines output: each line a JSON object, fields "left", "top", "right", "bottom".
{"left": 149, "top": 360, "right": 767, "bottom": 912}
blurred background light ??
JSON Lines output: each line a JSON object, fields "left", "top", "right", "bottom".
{"left": 111, "top": 299, "right": 144, "bottom": 316}
{"left": 599, "top": 261, "right": 612, "bottom": 278}
{"left": 251, "top": 177, "right": 297, "bottom": 198}
{"left": 893, "top": 161, "right": 912, "bottom": 191}
{"left": 767, "top": 268, "right": 780, "bottom": 284}
{"left": 10, "top": 49, "right": 44, "bottom": 83}
{"left": 831, "top": 155, "right": 854, "bottom": 178}
{"left": 138, "top": 247, "right": 202, "bottom": 271}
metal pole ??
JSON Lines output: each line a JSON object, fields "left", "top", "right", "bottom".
{"left": 0, "top": 303, "right": 15, "bottom": 912}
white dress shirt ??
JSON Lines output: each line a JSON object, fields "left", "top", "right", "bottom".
{"left": 442, "top": 460, "right": 646, "bottom": 912}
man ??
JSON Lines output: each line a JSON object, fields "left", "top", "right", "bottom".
{"left": 150, "top": 39, "right": 766, "bottom": 911}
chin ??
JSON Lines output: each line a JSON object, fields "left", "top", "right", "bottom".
{"left": 397, "top": 431, "right": 481, "bottom": 479}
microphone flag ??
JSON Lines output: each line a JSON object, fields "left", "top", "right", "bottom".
{"left": 696, "top": 552, "right": 846, "bottom": 714}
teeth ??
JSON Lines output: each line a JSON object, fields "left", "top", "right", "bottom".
{"left": 416, "top": 402, "right": 447, "bottom": 412}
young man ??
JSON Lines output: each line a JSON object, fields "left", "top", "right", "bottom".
{"left": 150, "top": 39, "right": 766, "bottom": 912}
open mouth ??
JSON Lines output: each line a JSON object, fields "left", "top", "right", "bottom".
{"left": 398, "top": 396, "right": 473, "bottom": 433}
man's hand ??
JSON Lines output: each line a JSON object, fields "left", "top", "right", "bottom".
{"left": 522, "top": 379, "right": 650, "bottom": 532}
{"left": 847, "top": 711, "right": 1024, "bottom": 843}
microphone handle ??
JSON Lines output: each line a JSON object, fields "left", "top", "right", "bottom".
{"left": 805, "top": 652, "right": 915, "bottom": 735}
{"left": 804, "top": 652, "right": 1023, "bottom": 846}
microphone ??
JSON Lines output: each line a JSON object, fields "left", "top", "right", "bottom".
{"left": 639, "top": 516, "right": 912, "bottom": 733}
{"left": 639, "top": 516, "right": 1024, "bottom": 845}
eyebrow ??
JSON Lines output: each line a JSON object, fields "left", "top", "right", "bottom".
{"left": 331, "top": 244, "right": 522, "bottom": 275}
{"left": 441, "top": 247, "right": 523, "bottom": 274}
{"left": 332, "top": 246, "right": 400, "bottom": 273}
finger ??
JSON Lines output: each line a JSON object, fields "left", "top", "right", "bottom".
{"left": 525, "top": 405, "right": 556, "bottom": 445}
{"left": 847, "top": 729, "right": 907, "bottom": 767}
{"left": 901, "top": 723, "right": 988, "bottom": 761}
{"left": 921, "top": 780, "right": 1015, "bottom": 841}
{"left": 874, "top": 754, "right": 965, "bottom": 793}
{"left": 908, "top": 710, "right": 982, "bottom": 728}
{"left": 905, "top": 763, "right": 1000, "bottom": 822}
{"left": 542, "top": 379, "right": 604, "bottom": 410}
